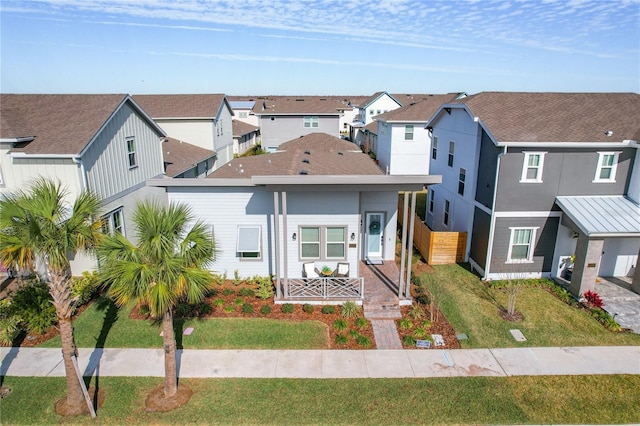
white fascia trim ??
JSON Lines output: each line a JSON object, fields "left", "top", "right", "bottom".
{"left": 499, "top": 141, "right": 634, "bottom": 148}
{"left": 474, "top": 202, "right": 492, "bottom": 215}
{"left": 154, "top": 116, "right": 214, "bottom": 120}
{"left": 494, "top": 211, "right": 562, "bottom": 218}
{"left": 9, "top": 152, "right": 77, "bottom": 159}
{"left": 0, "top": 137, "right": 35, "bottom": 143}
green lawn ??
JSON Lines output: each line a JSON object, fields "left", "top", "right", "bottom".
{"left": 2, "top": 375, "right": 639, "bottom": 425}
{"left": 39, "top": 297, "right": 329, "bottom": 350}
{"left": 420, "top": 264, "right": 640, "bottom": 348}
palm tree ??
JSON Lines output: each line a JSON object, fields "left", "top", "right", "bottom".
{"left": 98, "top": 200, "right": 214, "bottom": 398}
{"left": 0, "top": 179, "right": 102, "bottom": 415}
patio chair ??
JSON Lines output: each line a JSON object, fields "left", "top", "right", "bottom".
{"left": 303, "top": 262, "right": 321, "bottom": 278}
{"left": 333, "top": 262, "right": 350, "bottom": 283}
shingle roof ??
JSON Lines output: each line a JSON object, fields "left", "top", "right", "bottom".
{"left": 0, "top": 94, "right": 131, "bottom": 155}
{"left": 133, "top": 94, "right": 227, "bottom": 118}
{"left": 375, "top": 94, "right": 461, "bottom": 122}
{"left": 253, "top": 97, "right": 345, "bottom": 115}
{"left": 163, "top": 137, "right": 216, "bottom": 177}
{"left": 232, "top": 120, "right": 260, "bottom": 138}
{"left": 453, "top": 92, "right": 640, "bottom": 143}
{"left": 364, "top": 122, "right": 378, "bottom": 134}
{"left": 209, "top": 132, "right": 382, "bottom": 178}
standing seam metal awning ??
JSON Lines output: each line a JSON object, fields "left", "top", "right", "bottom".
{"left": 555, "top": 196, "right": 640, "bottom": 237}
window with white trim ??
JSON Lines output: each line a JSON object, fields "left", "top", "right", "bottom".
{"left": 303, "top": 116, "right": 319, "bottom": 128}
{"left": 594, "top": 152, "right": 619, "bottom": 182}
{"left": 448, "top": 141, "right": 455, "bottom": 167}
{"left": 458, "top": 168, "right": 466, "bottom": 196}
{"left": 429, "top": 189, "right": 435, "bottom": 213}
{"left": 126, "top": 137, "right": 137, "bottom": 168}
{"left": 102, "top": 208, "right": 125, "bottom": 236}
{"left": 520, "top": 152, "right": 546, "bottom": 183}
{"left": 299, "top": 226, "right": 346, "bottom": 260}
{"left": 432, "top": 136, "right": 438, "bottom": 160}
{"left": 238, "top": 112, "right": 248, "bottom": 118}
{"left": 507, "top": 227, "right": 537, "bottom": 263}
{"left": 237, "top": 225, "right": 261, "bottom": 259}
{"left": 443, "top": 199, "right": 450, "bottom": 226}
{"left": 404, "top": 125, "right": 414, "bottom": 140}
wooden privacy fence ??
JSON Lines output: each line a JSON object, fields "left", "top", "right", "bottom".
{"left": 398, "top": 197, "right": 467, "bottom": 265}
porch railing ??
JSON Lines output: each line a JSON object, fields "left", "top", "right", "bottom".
{"left": 285, "top": 277, "right": 364, "bottom": 300}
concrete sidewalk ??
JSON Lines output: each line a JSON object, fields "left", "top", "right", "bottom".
{"left": 2, "top": 346, "right": 639, "bottom": 379}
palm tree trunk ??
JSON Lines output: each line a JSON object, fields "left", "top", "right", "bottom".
{"left": 59, "top": 317, "right": 85, "bottom": 412}
{"left": 162, "top": 310, "right": 178, "bottom": 397}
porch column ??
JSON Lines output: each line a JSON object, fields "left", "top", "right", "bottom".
{"left": 273, "top": 192, "right": 281, "bottom": 299}
{"left": 631, "top": 246, "right": 640, "bottom": 295}
{"left": 281, "top": 191, "right": 288, "bottom": 296}
{"left": 399, "top": 193, "right": 409, "bottom": 298}
{"left": 405, "top": 191, "right": 417, "bottom": 299}
{"left": 569, "top": 233, "right": 604, "bottom": 297}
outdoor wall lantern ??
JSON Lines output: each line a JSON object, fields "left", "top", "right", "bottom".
{"left": 292, "top": 232, "right": 297, "bottom": 241}
{"left": 350, "top": 232, "right": 356, "bottom": 241}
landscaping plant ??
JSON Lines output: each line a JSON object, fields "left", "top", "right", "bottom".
{"left": 340, "top": 301, "right": 360, "bottom": 318}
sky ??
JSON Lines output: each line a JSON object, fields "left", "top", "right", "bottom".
{"left": 1, "top": 0, "right": 639, "bottom": 96}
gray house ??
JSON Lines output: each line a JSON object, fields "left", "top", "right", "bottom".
{"left": 426, "top": 92, "right": 640, "bottom": 297}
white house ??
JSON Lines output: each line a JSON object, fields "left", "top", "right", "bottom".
{"left": 228, "top": 100, "right": 260, "bottom": 127}
{"left": 232, "top": 120, "right": 260, "bottom": 156}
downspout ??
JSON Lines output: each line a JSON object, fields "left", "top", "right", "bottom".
{"left": 484, "top": 145, "right": 507, "bottom": 280}
{"left": 399, "top": 193, "right": 409, "bottom": 298}
{"left": 72, "top": 156, "right": 88, "bottom": 192}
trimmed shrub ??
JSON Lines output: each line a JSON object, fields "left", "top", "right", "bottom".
{"left": 175, "top": 303, "right": 192, "bottom": 317}
{"left": 349, "top": 329, "right": 360, "bottom": 338}
{"left": 302, "top": 304, "right": 314, "bottom": 314}
{"left": 259, "top": 305, "right": 272, "bottom": 315}
{"left": 415, "top": 294, "right": 430, "bottom": 305}
{"left": 234, "top": 297, "right": 244, "bottom": 306}
{"left": 340, "top": 301, "right": 361, "bottom": 318}
{"left": 11, "top": 280, "right": 56, "bottom": 334}
{"left": 281, "top": 303, "right": 294, "bottom": 314}
{"left": 238, "top": 288, "right": 255, "bottom": 297}
{"left": 222, "top": 288, "right": 235, "bottom": 296}
{"left": 256, "top": 276, "right": 275, "bottom": 300}
{"left": 223, "top": 305, "right": 235, "bottom": 313}
{"left": 213, "top": 298, "right": 224, "bottom": 307}
{"left": 355, "top": 317, "right": 368, "bottom": 329}
{"left": 356, "top": 335, "right": 371, "bottom": 348}
{"left": 403, "top": 335, "right": 417, "bottom": 346}
{"left": 333, "top": 318, "right": 348, "bottom": 331}
{"left": 69, "top": 271, "right": 102, "bottom": 306}
{"left": 335, "top": 333, "right": 348, "bottom": 345}
{"left": 241, "top": 303, "right": 254, "bottom": 314}
{"left": 321, "top": 305, "right": 335, "bottom": 315}
{"left": 198, "top": 302, "right": 213, "bottom": 316}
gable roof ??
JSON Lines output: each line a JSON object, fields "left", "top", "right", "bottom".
{"left": 232, "top": 120, "right": 260, "bottom": 138}
{"left": 162, "top": 137, "right": 216, "bottom": 177}
{"left": 253, "top": 97, "right": 344, "bottom": 116}
{"left": 447, "top": 92, "right": 640, "bottom": 144}
{"left": 209, "top": 133, "right": 382, "bottom": 178}
{"left": 358, "top": 91, "right": 402, "bottom": 109}
{"left": 133, "top": 94, "right": 231, "bottom": 119}
{"left": 0, "top": 94, "right": 164, "bottom": 155}
{"left": 375, "top": 94, "right": 462, "bottom": 123}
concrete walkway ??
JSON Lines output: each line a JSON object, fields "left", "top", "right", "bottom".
{"left": 2, "top": 346, "right": 639, "bottom": 379}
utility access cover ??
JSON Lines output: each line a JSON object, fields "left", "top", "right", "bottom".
{"left": 510, "top": 329, "right": 526, "bottom": 342}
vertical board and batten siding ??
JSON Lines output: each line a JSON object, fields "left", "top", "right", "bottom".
{"left": 398, "top": 196, "right": 467, "bottom": 264}
{"left": 168, "top": 187, "right": 273, "bottom": 277}
{"left": 259, "top": 116, "right": 340, "bottom": 150}
{"left": 2, "top": 157, "right": 83, "bottom": 200}
{"left": 489, "top": 216, "right": 559, "bottom": 276}
{"left": 361, "top": 191, "right": 400, "bottom": 261}
{"left": 475, "top": 129, "right": 501, "bottom": 210}
{"left": 155, "top": 120, "right": 215, "bottom": 151}
{"left": 83, "top": 102, "right": 164, "bottom": 201}
{"left": 214, "top": 104, "right": 234, "bottom": 153}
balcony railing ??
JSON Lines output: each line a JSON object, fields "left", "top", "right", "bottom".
{"left": 285, "top": 277, "right": 364, "bottom": 300}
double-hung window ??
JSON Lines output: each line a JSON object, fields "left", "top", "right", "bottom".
{"left": 443, "top": 200, "right": 450, "bottom": 226}
{"left": 404, "top": 125, "right": 414, "bottom": 140}
{"left": 594, "top": 152, "right": 619, "bottom": 182}
{"left": 429, "top": 189, "right": 435, "bottom": 213}
{"left": 448, "top": 141, "right": 455, "bottom": 167}
{"left": 303, "top": 116, "right": 319, "bottom": 128}
{"left": 102, "top": 208, "right": 124, "bottom": 236}
{"left": 520, "top": 152, "right": 546, "bottom": 183}
{"left": 432, "top": 136, "right": 438, "bottom": 160}
{"left": 237, "top": 225, "right": 261, "bottom": 259}
{"left": 507, "top": 227, "right": 537, "bottom": 263}
{"left": 300, "top": 226, "right": 346, "bottom": 260}
{"left": 458, "top": 168, "right": 466, "bottom": 196}
{"left": 126, "top": 137, "right": 137, "bottom": 169}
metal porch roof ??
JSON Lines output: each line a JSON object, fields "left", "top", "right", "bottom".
{"left": 555, "top": 196, "right": 640, "bottom": 237}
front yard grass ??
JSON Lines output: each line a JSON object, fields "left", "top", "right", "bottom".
{"left": 39, "top": 297, "right": 329, "bottom": 350}
{"left": 419, "top": 264, "right": 640, "bottom": 348}
{"left": 2, "top": 375, "right": 639, "bottom": 425}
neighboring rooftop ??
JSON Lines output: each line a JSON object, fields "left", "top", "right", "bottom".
{"left": 0, "top": 94, "right": 135, "bottom": 155}
{"left": 162, "top": 137, "right": 216, "bottom": 177}
{"left": 232, "top": 120, "right": 260, "bottom": 138}
{"left": 375, "top": 93, "right": 462, "bottom": 122}
{"left": 133, "top": 94, "right": 228, "bottom": 118}
{"left": 451, "top": 92, "right": 640, "bottom": 143}
{"left": 228, "top": 100, "right": 256, "bottom": 110}
{"left": 209, "top": 132, "right": 382, "bottom": 178}
{"left": 252, "top": 97, "right": 346, "bottom": 115}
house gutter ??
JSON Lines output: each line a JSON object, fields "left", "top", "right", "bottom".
{"left": 483, "top": 145, "right": 507, "bottom": 280}
{"left": 72, "top": 156, "right": 89, "bottom": 192}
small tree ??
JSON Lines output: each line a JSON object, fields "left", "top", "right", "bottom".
{"left": 497, "top": 271, "right": 527, "bottom": 319}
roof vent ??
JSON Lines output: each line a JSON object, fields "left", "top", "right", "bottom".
{"left": 296, "top": 99, "right": 304, "bottom": 101}
{"left": 338, "top": 151, "right": 344, "bottom": 155}
{"left": 605, "top": 130, "right": 613, "bottom": 136}
{"left": 302, "top": 158, "right": 310, "bottom": 164}
{"left": 304, "top": 150, "right": 311, "bottom": 155}
{"left": 299, "top": 170, "right": 308, "bottom": 175}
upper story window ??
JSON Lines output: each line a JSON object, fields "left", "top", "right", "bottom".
{"left": 432, "top": 137, "right": 438, "bottom": 160}
{"left": 404, "top": 125, "right": 414, "bottom": 140}
{"left": 520, "top": 152, "right": 546, "bottom": 183}
{"left": 238, "top": 112, "right": 248, "bottom": 118}
{"left": 443, "top": 199, "right": 450, "bottom": 226}
{"left": 102, "top": 207, "right": 124, "bottom": 236}
{"left": 448, "top": 141, "right": 455, "bottom": 167}
{"left": 369, "top": 109, "right": 374, "bottom": 117}
{"left": 126, "top": 137, "right": 137, "bottom": 169}
{"left": 429, "top": 189, "right": 435, "bottom": 213}
{"left": 303, "top": 116, "right": 319, "bottom": 128}
{"left": 458, "top": 168, "right": 466, "bottom": 196}
{"left": 507, "top": 227, "right": 537, "bottom": 263}
{"left": 237, "top": 225, "right": 261, "bottom": 259}
{"left": 594, "top": 152, "right": 619, "bottom": 183}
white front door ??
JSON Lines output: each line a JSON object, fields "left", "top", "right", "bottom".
{"left": 365, "top": 212, "right": 384, "bottom": 262}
